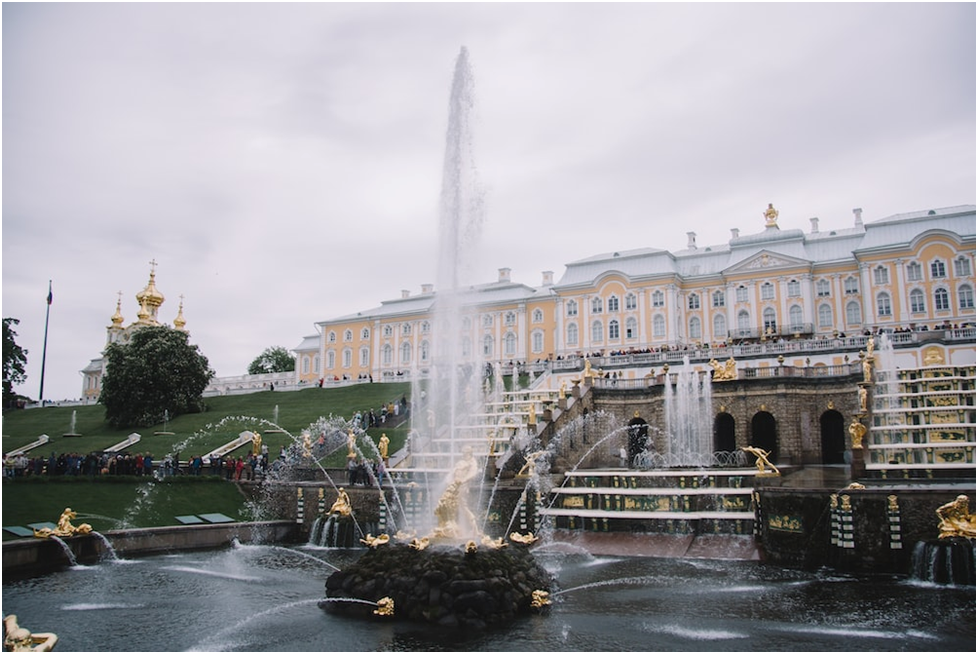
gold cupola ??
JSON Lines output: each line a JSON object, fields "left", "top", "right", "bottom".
{"left": 135, "top": 260, "right": 165, "bottom": 324}
{"left": 173, "top": 295, "right": 187, "bottom": 332}
{"left": 110, "top": 292, "right": 125, "bottom": 326}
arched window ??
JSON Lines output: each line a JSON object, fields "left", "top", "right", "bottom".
{"left": 461, "top": 337, "right": 471, "bottom": 357}
{"left": 934, "top": 287, "right": 949, "bottom": 311}
{"left": 401, "top": 324, "right": 411, "bottom": 336}
{"left": 344, "top": 329, "right": 353, "bottom": 342}
{"left": 876, "top": 292, "right": 892, "bottom": 317}
{"left": 817, "top": 304, "right": 833, "bottom": 328}
{"left": 420, "top": 340, "right": 429, "bottom": 362}
{"left": 421, "top": 321, "right": 430, "bottom": 334}
{"left": 959, "top": 284, "right": 975, "bottom": 310}
{"left": 504, "top": 312, "right": 516, "bottom": 326}
{"left": 567, "top": 322, "right": 579, "bottom": 346}
{"left": 906, "top": 262, "right": 923, "bottom": 281}
{"left": 342, "top": 348, "right": 352, "bottom": 368}
{"left": 931, "top": 259, "right": 947, "bottom": 279}
{"left": 652, "top": 290, "right": 665, "bottom": 307}
{"left": 382, "top": 325, "right": 392, "bottom": 338}
{"left": 688, "top": 293, "right": 700, "bottom": 310}
{"left": 688, "top": 316, "right": 701, "bottom": 340}
{"left": 400, "top": 342, "right": 412, "bottom": 364}
{"left": 592, "top": 320, "right": 603, "bottom": 342}
{"left": 609, "top": 319, "right": 620, "bottom": 340}
{"left": 844, "top": 277, "right": 859, "bottom": 295}
{"left": 760, "top": 282, "right": 775, "bottom": 301}
{"left": 910, "top": 289, "right": 926, "bottom": 313}
{"left": 954, "top": 256, "right": 972, "bottom": 277}
{"left": 382, "top": 344, "right": 392, "bottom": 365}
{"left": 532, "top": 308, "right": 543, "bottom": 323}
{"left": 816, "top": 279, "right": 831, "bottom": 297}
{"left": 531, "top": 330, "right": 544, "bottom": 354}
{"left": 566, "top": 300, "right": 578, "bottom": 316}
{"left": 359, "top": 347, "right": 370, "bottom": 366}
{"left": 608, "top": 295, "right": 619, "bottom": 312}
{"left": 712, "top": 290, "right": 725, "bottom": 307}
{"left": 737, "top": 310, "right": 751, "bottom": 331}
{"left": 625, "top": 293, "right": 637, "bottom": 310}
{"left": 846, "top": 301, "right": 861, "bottom": 326}
{"left": 591, "top": 297, "right": 603, "bottom": 314}
{"left": 787, "top": 280, "right": 801, "bottom": 297}
{"left": 361, "top": 328, "right": 370, "bottom": 340}
{"left": 625, "top": 316, "right": 637, "bottom": 339}
{"left": 504, "top": 332, "right": 517, "bottom": 356}
{"left": 313, "top": 355, "right": 320, "bottom": 373}
{"left": 653, "top": 314, "right": 666, "bottom": 338}
{"left": 736, "top": 286, "right": 749, "bottom": 303}
{"left": 483, "top": 314, "right": 493, "bottom": 328}
{"left": 713, "top": 313, "right": 727, "bottom": 339}
{"left": 762, "top": 307, "right": 777, "bottom": 333}
{"left": 328, "top": 330, "right": 338, "bottom": 343}
{"left": 482, "top": 335, "right": 494, "bottom": 357}
{"left": 788, "top": 305, "right": 803, "bottom": 330}
{"left": 327, "top": 350, "right": 336, "bottom": 369}
{"left": 873, "top": 266, "right": 889, "bottom": 285}
{"left": 302, "top": 356, "right": 310, "bottom": 374}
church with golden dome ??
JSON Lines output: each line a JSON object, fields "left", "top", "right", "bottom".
{"left": 80, "top": 261, "right": 188, "bottom": 401}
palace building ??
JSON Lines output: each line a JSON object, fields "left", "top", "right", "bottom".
{"left": 292, "top": 205, "right": 976, "bottom": 385}
{"left": 81, "top": 263, "right": 189, "bottom": 401}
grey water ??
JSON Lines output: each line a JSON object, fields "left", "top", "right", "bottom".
{"left": 2, "top": 545, "right": 973, "bottom": 652}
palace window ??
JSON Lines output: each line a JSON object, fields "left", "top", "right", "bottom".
{"left": 567, "top": 322, "right": 579, "bottom": 346}
{"left": 625, "top": 293, "right": 637, "bottom": 310}
{"left": 342, "top": 348, "right": 352, "bottom": 368}
{"left": 359, "top": 347, "right": 370, "bottom": 366}
{"left": 760, "top": 282, "right": 775, "bottom": 301}
{"left": 876, "top": 292, "right": 892, "bottom": 317}
{"left": 625, "top": 316, "right": 637, "bottom": 339}
{"left": 327, "top": 350, "right": 336, "bottom": 369}
{"left": 566, "top": 299, "right": 579, "bottom": 316}
{"left": 906, "top": 262, "right": 923, "bottom": 282}
{"left": 736, "top": 286, "right": 749, "bottom": 303}
{"left": 787, "top": 280, "right": 801, "bottom": 297}
{"left": 816, "top": 279, "right": 831, "bottom": 297}
{"left": 607, "top": 295, "right": 619, "bottom": 312}
{"left": 652, "top": 290, "right": 665, "bottom": 307}
{"left": 818, "top": 304, "right": 833, "bottom": 328}
{"left": 712, "top": 290, "right": 725, "bottom": 308}
{"left": 483, "top": 314, "right": 493, "bottom": 328}
{"left": 910, "top": 289, "right": 926, "bottom": 313}
{"left": 713, "top": 313, "right": 727, "bottom": 338}
{"left": 302, "top": 356, "right": 310, "bottom": 374}
{"left": 844, "top": 277, "right": 859, "bottom": 294}
{"left": 344, "top": 329, "right": 353, "bottom": 342}
{"left": 652, "top": 314, "right": 666, "bottom": 338}
{"left": 737, "top": 310, "right": 751, "bottom": 331}
{"left": 688, "top": 293, "right": 700, "bottom": 310}
{"left": 462, "top": 316, "right": 472, "bottom": 331}
{"left": 328, "top": 330, "right": 337, "bottom": 343}
{"left": 461, "top": 337, "right": 471, "bottom": 357}
{"left": 591, "top": 297, "right": 603, "bottom": 314}
{"left": 762, "top": 307, "right": 777, "bottom": 333}
{"left": 873, "top": 266, "right": 889, "bottom": 285}
{"left": 688, "top": 316, "right": 701, "bottom": 340}
{"left": 531, "top": 330, "right": 544, "bottom": 354}
{"left": 483, "top": 335, "right": 494, "bottom": 357}
{"left": 954, "top": 256, "right": 971, "bottom": 277}
{"left": 313, "top": 355, "right": 320, "bottom": 373}
{"left": 591, "top": 320, "right": 603, "bottom": 342}
{"left": 931, "top": 259, "right": 947, "bottom": 279}
{"left": 421, "top": 321, "right": 430, "bottom": 334}
{"left": 934, "top": 288, "right": 950, "bottom": 311}
{"left": 361, "top": 328, "right": 370, "bottom": 340}
{"left": 382, "top": 344, "right": 392, "bottom": 365}
{"left": 400, "top": 342, "right": 411, "bottom": 364}
{"left": 846, "top": 301, "right": 861, "bottom": 326}
{"left": 959, "top": 284, "right": 975, "bottom": 310}
{"left": 504, "top": 332, "right": 517, "bottom": 356}
{"left": 532, "top": 308, "right": 544, "bottom": 323}
{"left": 609, "top": 319, "right": 620, "bottom": 340}
{"left": 505, "top": 312, "right": 516, "bottom": 326}
{"left": 382, "top": 325, "right": 392, "bottom": 338}
{"left": 788, "top": 305, "right": 803, "bottom": 330}
{"left": 420, "top": 341, "right": 430, "bottom": 362}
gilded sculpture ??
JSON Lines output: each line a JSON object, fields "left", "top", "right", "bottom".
{"left": 432, "top": 446, "right": 480, "bottom": 539}
{"left": 936, "top": 495, "right": 976, "bottom": 539}
{"left": 3, "top": 616, "right": 57, "bottom": 653}
{"left": 251, "top": 432, "right": 262, "bottom": 457}
{"left": 516, "top": 450, "right": 546, "bottom": 478}
{"left": 328, "top": 488, "right": 353, "bottom": 517}
{"left": 531, "top": 590, "right": 551, "bottom": 608}
{"left": 33, "top": 508, "right": 92, "bottom": 539}
{"left": 848, "top": 418, "right": 867, "bottom": 449}
{"left": 360, "top": 533, "right": 390, "bottom": 548}
{"left": 763, "top": 203, "right": 779, "bottom": 227}
{"left": 741, "top": 446, "right": 780, "bottom": 476}
{"left": 709, "top": 356, "right": 737, "bottom": 381}
{"left": 509, "top": 531, "right": 539, "bottom": 545}
{"left": 378, "top": 433, "right": 390, "bottom": 460}
{"left": 857, "top": 386, "right": 868, "bottom": 413}
{"left": 347, "top": 430, "right": 357, "bottom": 459}
{"left": 373, "top": 597, "right": 394, "bottom": 616}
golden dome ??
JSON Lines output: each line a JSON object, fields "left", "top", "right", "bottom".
{"left": 173, "top": 297, "right": 187, "bottom": 331}
{"left": 110, "top": 293, "right": 125, "bottom": 326}
{"left": 136, "top": 269, "right": 165, "bottom": 309}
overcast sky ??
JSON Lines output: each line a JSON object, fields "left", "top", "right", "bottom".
{"left": 3, "top": 3, "right": 975, "bottom": 403}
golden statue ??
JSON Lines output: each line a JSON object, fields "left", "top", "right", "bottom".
{"left": 559, "top": 380, "right": 567, "bottom": 400}
{"left": 509, "top": 531, "right": 539, "bottom": 545}
{"left": 583, "top": 358, "right": 594, "bottom": 381}
{"left": 251, "top": 432, "right": 262, "bottom": 457}
{"left": 866, "top": 336, "right": 875, "bottom": 357}
{"left": 301, "top": 431, "right": 313, "bottom": 459}
{"left": 531, "top": 590, "right": 551, "bottom": 608}
{"left": 858, "top": 386, "right": 868, "bottom": 413}
{"left": 862, "top": 356, "right": 873, "bottom": 384}
{"left": 346, "top": 430, "right": 357, "bottom": 459}
{"left": 481, "top": 535, "right": 508, "bottom": 550}
{"left": 709, "top": 356, "right": 737, "bottom": 381}
{"left": 33, "top": 508, "right": 92, "bottom": 539}
{"left": 741, "top": 446, "right": 780, "bottom": 475}
{"left": 378, "top": 433, "right": 390, "bottom": 460}
{"left": 3, "top": 616, "right": 58, "bottom": 652}
{"left": 360, "top": 533, "right": 390, "bottom": 548}
{"left": 409, "top": 537, "right": 430, "bottom": 551}
{"left": 763, "top": 203, "right": 779, "bottom": 227}
{"left": 464, "top": 540, "right": 478, "bottom": 554}
{"left": 848, "top": 418, "right": 867, "bottom": 449}
{"left": 432, "top": 446, "right": 480, "bottom": 539}
{"left": 516, "top": 450, "right": 546, "bottom": 478}
{"left": 328, "top": 488, "right": 353, "bottom": 517}
{"left": 373, "top": 597, "right": 394, "bottom": 617}
{"left": 936, "top": 495, "right": 976, "bottom": 539}
{"left": 846, "top": 482, "right": 866, "bottom": 490}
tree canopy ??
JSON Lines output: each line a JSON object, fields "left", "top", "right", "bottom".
{"left": 3, "top": 318, "right": 28, "bottom": 407}
{"left": 248, "top": 346, "right": 295, "bottom": 375}
{"left": 100, "top": 326, "right": 214, "bottom": 428}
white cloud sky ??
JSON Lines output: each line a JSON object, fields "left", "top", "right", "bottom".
{"left": 3, "top": 3, "right": 975, "bottom": 402}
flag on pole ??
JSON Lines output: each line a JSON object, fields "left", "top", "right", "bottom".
{"left": 47, "top": 281, "right": 53, "bottom": 305}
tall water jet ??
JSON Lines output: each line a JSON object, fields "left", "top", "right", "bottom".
{"left": 419, "top": 46, "right": 486, "bottom": 472}
{"left": 663, "top": 358, "right": 714, "bottom": 467}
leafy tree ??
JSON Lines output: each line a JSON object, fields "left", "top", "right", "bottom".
{"left": 100, "top": 326, "right": 214, "bottom": 428}
{"left": 248, "top": 346, "right": 295, "bottom": 375}
{"left": 3, "top": 318, "right": 29, "bottom": 407}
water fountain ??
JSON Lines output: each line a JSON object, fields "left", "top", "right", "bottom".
{"left": 662, "top": 358, "right": 714, "bottom": 467}
{"left": 62, "top": 410, "right": 81, "bottom": 438}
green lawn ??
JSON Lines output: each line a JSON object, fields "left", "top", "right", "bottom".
{"left": 1, "top": 382, "right": 415, "bottom": 538}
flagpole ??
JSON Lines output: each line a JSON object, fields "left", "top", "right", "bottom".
{"left": 39, "top": 280, "right": 52, "bottom": 403}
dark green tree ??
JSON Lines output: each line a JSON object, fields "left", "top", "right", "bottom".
{"left": 3, "top": 318, "right": 29, "bottom": 407}
{"left": 100, "top": 326, "right": 214, "bottom": 428}
{"left": 248, "top": 346, "right": 295, "bottom": 375}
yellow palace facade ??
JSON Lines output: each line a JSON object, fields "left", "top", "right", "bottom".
{"left": 294, "top": 205, "right": 976, "bottom": 385}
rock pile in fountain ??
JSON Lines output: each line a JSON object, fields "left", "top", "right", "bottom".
{"left": 322, "top": 538, "right": 553, "bottom": 628}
